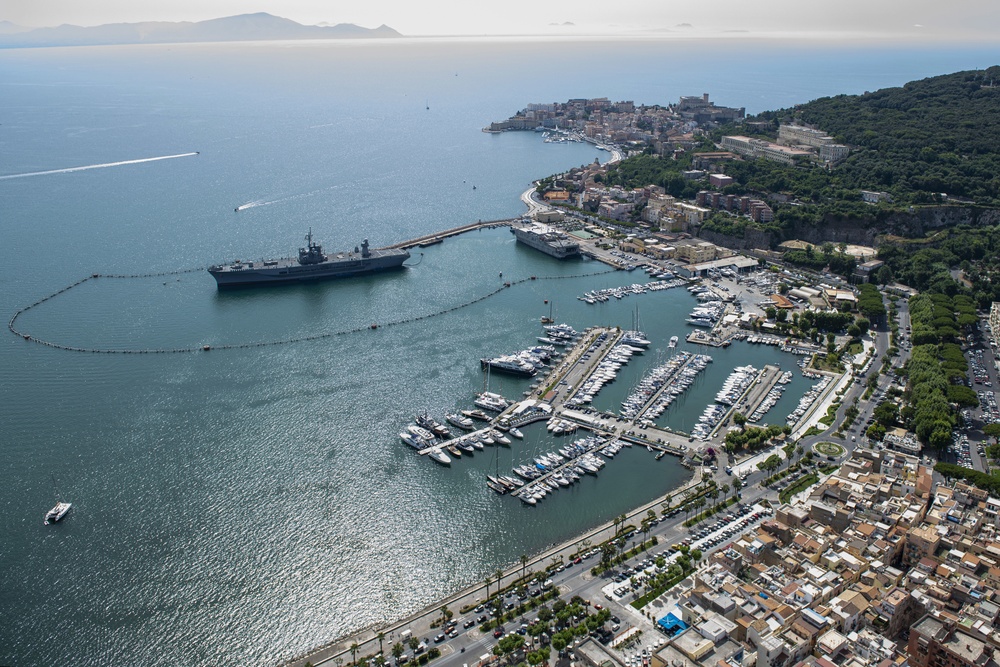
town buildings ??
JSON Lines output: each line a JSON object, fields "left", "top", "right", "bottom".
{"left": 635, "top": 447, "right": 1000, "bottom": 667}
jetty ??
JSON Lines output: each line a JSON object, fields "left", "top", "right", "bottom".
{"left": 382, "top": 219, "right": 514, "bottom": 250}
{"left": 707, "top": 364, "right": 780, "bottom": 439}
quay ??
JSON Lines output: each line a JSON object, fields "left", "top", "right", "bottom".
{"left": 737, "top": 364, "right": 784, "bottom": 419}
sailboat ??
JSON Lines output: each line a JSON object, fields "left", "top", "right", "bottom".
{"left": 44, "top": 476, "right": 71, "bottom": 525}
{"left": 541, "top": 299, "right": 554, "bottom": 324}
{"left": 476, "top": 363, "right": 510, "bottom": 412}
{"left": 487, "top": 442, "right": 507, "bottom": 494}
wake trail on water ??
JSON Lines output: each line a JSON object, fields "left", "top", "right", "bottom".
{"left": 0, "top": 152, "right": 199, "bottom": 181}
{"left": 234, "top": 183, "right": 346, "bottom": 212}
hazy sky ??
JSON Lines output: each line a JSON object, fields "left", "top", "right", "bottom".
{"left": 3, "top": 0, "right": 999, "bottom": 41}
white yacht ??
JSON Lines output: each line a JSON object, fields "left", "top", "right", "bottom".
{"left": 427, "top": 448, "right": 452, "bottom": 465}
{"left": 446, "top": 413, "right": 476, "bottom": 430}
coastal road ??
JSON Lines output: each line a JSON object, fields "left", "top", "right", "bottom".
{"left": 521, "top": 186, "right": 550, "bottom": 216}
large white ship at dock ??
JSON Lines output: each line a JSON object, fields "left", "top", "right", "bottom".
{"left": 510, "top": 221, "right": 580, "bottom": 259}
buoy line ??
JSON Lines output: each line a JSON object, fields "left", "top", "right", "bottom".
{"left": 9, "top": 267, "right": 618, "bottom": 355}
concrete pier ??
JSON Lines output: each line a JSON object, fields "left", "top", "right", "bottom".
{"left": 382, "top": 219, "right": 514, "bottom": 250}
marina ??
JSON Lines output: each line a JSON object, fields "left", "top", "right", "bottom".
{"left": 396, "top": 307, "right": 826, "bottom": 505}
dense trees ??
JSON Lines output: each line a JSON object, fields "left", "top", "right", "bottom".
{"left": 902, "top": 293, "right": 978, "bottom": 449}
{"left": 857, "top": 284, "right": 886, "bottom": 322}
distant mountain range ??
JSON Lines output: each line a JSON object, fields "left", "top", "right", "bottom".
{"left": 0, "top": 13, "right": 403, "bottom": 48}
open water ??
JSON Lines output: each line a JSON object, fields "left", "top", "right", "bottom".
{"left": 1, "top": 37, "right": 994, "bottom": 666}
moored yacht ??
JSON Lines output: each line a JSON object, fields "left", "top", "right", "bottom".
{"left": 446, "top": 413, "right": 476, "bottom": 430}
{"left": 428, "top": 448, "right": 452, "bottom": 465}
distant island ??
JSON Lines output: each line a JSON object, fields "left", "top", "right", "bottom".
{"left": 0, "top": 12, "right": 402, "bottom": 49}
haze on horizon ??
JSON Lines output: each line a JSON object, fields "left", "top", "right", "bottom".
{"left": 3, "top": 0, "right": 998, "bottom": 42}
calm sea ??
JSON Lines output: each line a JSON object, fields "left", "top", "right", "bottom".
{"left": 0, "top": 37, "right": 993, "bottom": 666}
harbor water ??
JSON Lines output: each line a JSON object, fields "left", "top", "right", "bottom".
{"left": 1, "top": 38, "right": 994, "bottom": 666}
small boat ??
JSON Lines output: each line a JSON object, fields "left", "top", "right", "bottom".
{"left": 44, "top": 502, "right": 72, "bottom": 525}
{"left": 428, "top": 448, "right": 452, "bottom": 465}
{"left": 508, "top": 427, "right": 524, "bottom": 439}
{"left": 470, "top": 437, "right": 485, "bottom": 450}
{"left": 407, "top": 424, "right": 437, "bottom": 442}
{"left": 461, "top": 409, "right": 491, "bottom": 421}
{"left": 487, "top": 479, "right": 507, "bottom": 494}
{"left": 447, "top": 444, "right": 462, "bottom": 458}
{"left": 447, "top": 413, "right": 476, "bottom": 430}
{"left": 492, "top": 431, "right": 512, "bottom": 446}
{"left": 400, "top": 432, "right": 424, "bottom": 449}
{"left": 458, "top": 440, "right": 475, "bottom": 453}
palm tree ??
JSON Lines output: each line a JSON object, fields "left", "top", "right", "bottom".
{"left": 495, "top": 568, "right": 505, "bottom": 597}
{"left": 440, "top": 605, "right": 450, "bottom": 626}
{"left": 408, "top": 637, "right": 419, "bottom": 655}
{"left": 485, "top": 574, "right": 492, "bottom": 605}
{"left": 520, "top": 554, "right": 529, "bottom": 585}
{"left": 392, "top": 643, "right": 404, "bottom": 663}
{"left": 350, "top": 643, "right": 359, "bottom": 667}
{"left": 720, "top": 483, "right": 730, "bottom": 503}
{"left": 377, "top": 632, "right": 385, "bottom": 658}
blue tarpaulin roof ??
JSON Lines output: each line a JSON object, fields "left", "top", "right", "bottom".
{"left": 657, "top": 613, "right": 688, "bottom": 637}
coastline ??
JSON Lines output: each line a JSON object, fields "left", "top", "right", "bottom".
{"left": 284, "top": 474, "right": 700, "bottom": 667}
{"left": 284, "top": 163, "right": 695, "bottom": 667}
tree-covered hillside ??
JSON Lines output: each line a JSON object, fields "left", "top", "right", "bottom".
{"left": 603, "top": 66, "right": 1000, "bottom": 232}
{"left": 763, "top": 66, "right": 1000, "bottom": 204}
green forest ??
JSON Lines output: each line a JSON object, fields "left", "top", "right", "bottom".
{"left": 601, "top": 66, "right": 1000, "bottom": 236}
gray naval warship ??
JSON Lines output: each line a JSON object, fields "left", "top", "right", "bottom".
{"left": 208, "top": 230, "right": 410, "bottom": 288}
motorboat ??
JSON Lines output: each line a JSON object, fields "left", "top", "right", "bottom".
{"left": 447, "top": 413, "right": 476, "bottom": 430}
{"left": 428, "top": 448, "right": 452, "bottom": 465}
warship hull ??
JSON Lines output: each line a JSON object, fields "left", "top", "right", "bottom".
{"left": 209, "top": 238, "right": 409, "bottom": 289}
